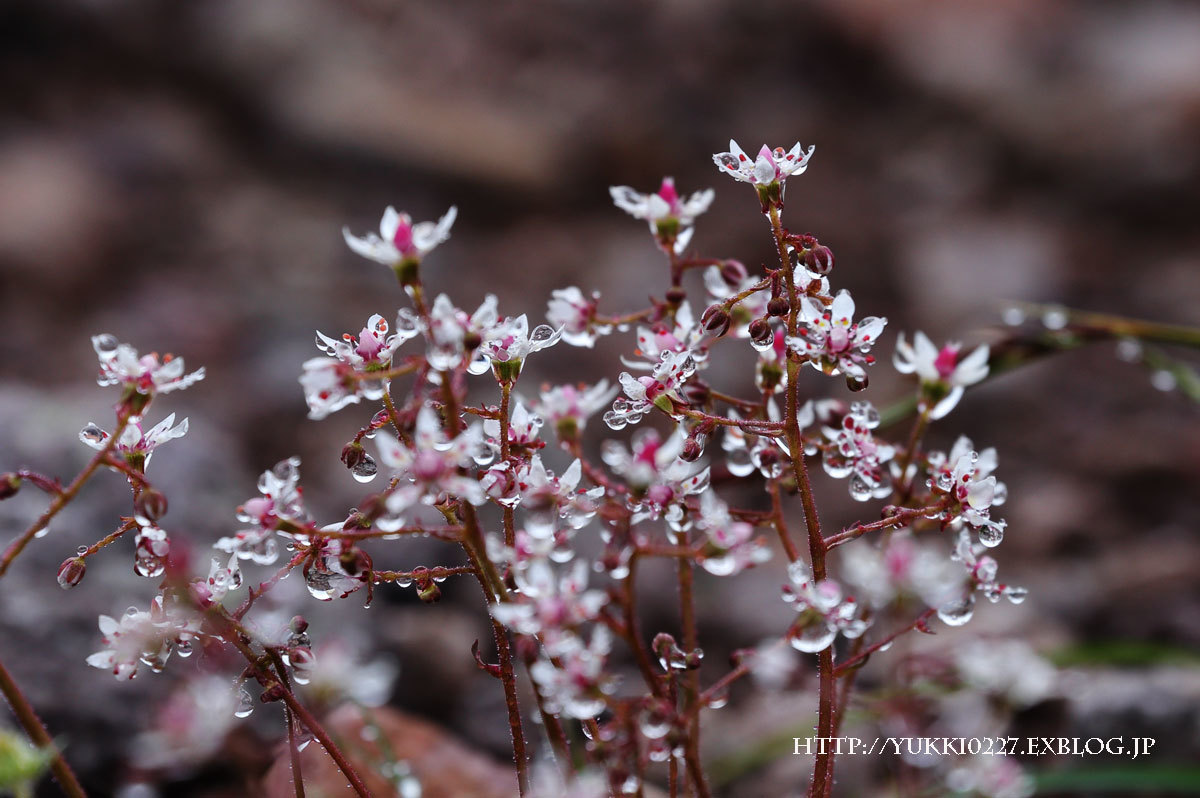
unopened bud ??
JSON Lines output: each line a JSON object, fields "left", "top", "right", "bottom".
{"left": 720, "top": 260, "right": 748, "bottom": 286}
{"left": 0, "top": 473, "right": 21, "bottom": 500}
{"left": 652, "top": 633, "right": 678, "bottom": 660}
{"left": 767, "top": 297, "right": 790, "bottom": 317}
{"left": 417, "top": 580, "right": 442, "bottom": 603}
{"left": 680, "top": 438, "right": 703, "bottom": 462}
{"left": 462, "top": 330, "right": 483, "bottom": 351}
{"left": 289, "top": 615, "right": 309, "bottom": 634}
{"left": 134, "top": 488, "right": 168, "bottom": 522}
{"left": 684, "top": 649, "right": 704, "bottom": 669}
{"left": 748, "top": 318, "right": 773, "bottom": 347}
{"left": 802, "top": 244, "right": 834, "bottom": 276}
{"left": 665, "top": 287, "right": 687, "bottom": 306}
{"left": 701, "top": 305, "right": 731, "bottom": 337}
{"left": 57, "top": 557, "right": 87, "bottom": 589}
{"left": 340, "top": 442, "right": 367, "bottom": 470}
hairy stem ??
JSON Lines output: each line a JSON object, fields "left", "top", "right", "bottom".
{"left": 0, "top": 653, "right": 88, "bottom": 798}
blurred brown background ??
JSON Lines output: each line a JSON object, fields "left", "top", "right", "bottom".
{"left": 1, "top": 1, "right": 1198, "bottom": 795}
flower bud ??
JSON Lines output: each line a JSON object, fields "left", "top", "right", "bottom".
{"left": 767, "top": 297, "right": 790, "bottom": 317}
{"left": 680, "top": 438, "right": 703, "bottom": 462}
{"left": 0, "top": 473, "right": 20, "bottom": 500}
{"left": 701, "top": 305, "right": 731, "bottom": 337}
{"left": 665, "top": 287, "right": 687, "bottom": 306}
{"left": 720, "top": 260, "right": 748, "bottom": 286}
{"left": 289, "top": 615, "right": 309, "bottom": 634}
{"left": 134, "top": 488, "right": 168, "bottom": 522}
{"left": 57, "top": 557, "right": 87, "bottom": 589}
{"left": 340, "top": 442, "right": 367, "bottom": 470}
{"left": 417, "top": 580, "right": 442, "bottom": 603}
{"left": 748, "top": 318, "right": 773, "bottom": 347}
{"left": 462, "top": 330, "right": 483, "bottom": 351}
{"left": 802, "top": 244, "right": 834, "bottom": 276}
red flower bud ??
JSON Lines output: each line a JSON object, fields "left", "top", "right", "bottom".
{"left": 57, "top": 557, "right": 87, "bottom": 589}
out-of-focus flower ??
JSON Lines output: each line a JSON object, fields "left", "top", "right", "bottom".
{"left": 534, "top": 380, "right": 617, "bottom": 440}
{"left": 839, "top": 533, "right": 962, "bottom": 611}
{"left": 529, "top": 626, "right": 615, "bottom": 719}
{"left": 955, "top": 640, "right": 1055, "bottom": 708}
{"left": 92, "top": 335, "right": 204, "bottom": 397}
{"left": 376, "top": 406, "right": 487, "bottom": 512}
{"left": 130, "top": 675, "right": 239, "bottom": 772}
{"left": 695, "top": 490, "right": 772, "bottom": 576}
{"left": 610, "top": 177, "right": 714, "bottom": 253}
{"left": 492, "top": 559, "right": 607, "bottom": 653}
{"left": 424, "top": 293, "right": 498, "bottom": 372}
{"left": 783, "top": 560, "right": 869, "bottom": 653}
{"left": 894, "top": 331, "right": 989, "bottom": 419}
{"left": 342, "top": 206, "right": 457, "bottom": 267}
{"left": 215, "top": 457, "right": 308, "bottom": 565}
{"left": 298, "top": 639, "right": 398, "bottom": 708}
{"left": 87, "top": 595, "right": 202, "bottom": 680}
{"left": 546, "top": 287, "right": 610, "bottom": 347}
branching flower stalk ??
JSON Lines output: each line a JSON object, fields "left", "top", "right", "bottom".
{"left": 10, "top": 137, "right": 1192, "bottom": 797}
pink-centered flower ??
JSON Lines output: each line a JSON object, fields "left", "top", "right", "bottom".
{"left": 342, "top": 205, "right": 457, "bottom": 265}
{"left": 92, "top": 334, "right": 205, "bottom": 396}
{"left": 534, "top": 380, "right": 617, "bottom": 439}
{"left": 87, "top": 595, "right": 202, "bottom": 680}
{"left": 713, "top": 140, "right": 814, "bottom": 186}
{"left": 894, "top": 331, "right": 990, "bottom": 419}
{"left": 79, "top": 413, "right": 188, "bottom": 468}
{"left": 301, "top": 313, "right": 416, "bottom": 420}
{"left": 215, "top": 457, "right": 308, "bottom": 565}
{"left": 695, "top": 490, "right": 772, "bottom": 576}
{"left": 546, "top": 287, "right": 609, "bottom": 348}
{"left": 786, "top": 290, "right": 887, "bottom": 382}
{"left": 783, "top": 561, "right": 869, "bottom": 653}
{"left": 376, "top": 405, "right": 487, "bottom": 511}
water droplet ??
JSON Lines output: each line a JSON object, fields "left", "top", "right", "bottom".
{"left": 1115, "top": 338, "right": 1142, "bottom": 363}
{"left": 789, "top": 623, "right": 836, "bottom": 653}
{"left": 93, "top": 334, "right": 120, "bottom": 356}
{"left": 1151, "top": 370, "right": 1176, "bottom": 392}
{"left": 234, "top": 687, "right": 254, "bottom": 718}
{"left": 1041, "top": 307, "right": 1068, "bottom": 330}
{"left": 1001, "top": 306, "right": 1026, "bottom": 326}
{"left": 352, "top": 454, "right": 378, "bottom": 483}
{"left": 77, "top": 545, "right": 89, "bottom": 556}
{"left": 937, "top": 594, "right": 975, "bottom": 626}
{"left": 845, "top": 374, "right": 868, "bottom": 392}
{"left": 530, "top": 324, "right": 557, "bottom": 345}
{"left": 977, "top": 525, "right": 1004, "bottom": 548}
{"left": 79, "top": 423, "right": 107, "bottom": 446}
{"left": 1005, "top": 585, "right": 1028, "bottom": 604}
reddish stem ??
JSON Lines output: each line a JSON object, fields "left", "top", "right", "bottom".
{"left": 0, "top": 652, "right": 88, "bottom": 798}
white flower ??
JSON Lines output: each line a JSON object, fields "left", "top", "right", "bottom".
{"left": 529, "top": 626, "right": 614, "bottom": 719}
{"left": 606, "top": 349, "right": 698, "bottom": 429}
{"left": 215, "top": 457, "right": 308, "bottom": 565}
{"left": 92, "top": 334, "right": 204, "bottom": 396}
{"left": 492, "top": 559, "right": 607, "bottom": 654}
{"left": 695, "top": 490, "right": 772, "bottom": 576}
{"left": 610, "top": 177, "right": 713, "bottom": 225}
{"left": 546, "top": 287, "right": 607, "bottom": 347}
{"left": 87, "top": 596, "right": 202, "bottom": 680}
{"left": 621, "top": 301, "right": 705, "bottom": 371}
{"left": 469, "top": 313, "right": 562, "bottom": 378}
{"left": 300, "top": 313, "right": 417, "bottom": 420}
{"left": 376, "top": 406, "right": 487, "bottom": 511}
{"left": 424, "top": 293, "right": 498, "bottom": 372}
{"left": 894, "top": 331, "right": 989, "bottom": 419}
{"left": 786, "top": 290, "right": 887, "bottom": 382}
{"left": 931, "top": 438, "right": 1008, "bottom": 546}
{"left": 820, "top": 401, "right": 896, "bottom": 501}
{"left": 79, "top": 413, "right": 188, "bottom": 467}
{"left": 534, "top": 380, "right": 617, "bottom": 438}
{"left": 131, "top": 676, "right": 239, "bottom": 771}
{"left": 342, "top": 205, "right": 457, "bottom": 265}
{"left": 301, "top": 639, "right": 398, "bottom": 708}
{"left": 713, "top": 140, "right": 814, "bottom": 186}
{"left": 783, "top": 561, "right": 869, "bottom": 653}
